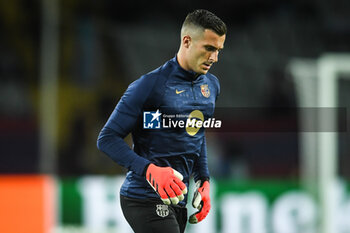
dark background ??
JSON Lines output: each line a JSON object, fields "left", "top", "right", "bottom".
{"left": 1, "top": 0, "right": 349, "bottom": 179}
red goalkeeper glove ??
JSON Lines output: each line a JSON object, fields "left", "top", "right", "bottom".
{"left": 189, "top": 179, "right": 211, "bottom": 224}
{"left": 145, "top": 163, "right": 188, "bottom": 205}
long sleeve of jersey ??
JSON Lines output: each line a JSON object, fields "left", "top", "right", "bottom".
{"left": 192, "top": 78, "right": 219, "bottom": 182}
{"left": 193, "top": 136, "right": 210, "bottom": 182}
{"left": 97, "top": 75, "right": 156, "bottom": 176}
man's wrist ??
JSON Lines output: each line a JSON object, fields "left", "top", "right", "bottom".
{"left": 142, "top": 163, "right": 152, "bottom": 177}
{"left": 196, "top": 176, "right": 210, "bottom": 184}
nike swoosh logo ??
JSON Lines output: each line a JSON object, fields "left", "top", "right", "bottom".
{"left": 176, "top": 89, "right": 186, "bottom": 94}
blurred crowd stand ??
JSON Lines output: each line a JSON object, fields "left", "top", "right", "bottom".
{"left": 0, "top": 0, "right": 349, "bottom": 180}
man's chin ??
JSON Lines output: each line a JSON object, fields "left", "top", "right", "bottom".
{"left": 196, "top": 68, "right": 209, "bottom": 75}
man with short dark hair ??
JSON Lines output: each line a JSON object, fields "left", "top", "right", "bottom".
{"left": 97, "top": 9, "right": 226, "bottom": 233}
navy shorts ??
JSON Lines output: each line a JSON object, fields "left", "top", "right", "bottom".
{"left": 120, "top": 195, "right": 188, "bottom": 233}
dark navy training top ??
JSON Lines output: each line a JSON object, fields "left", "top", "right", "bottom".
{"left": 97, "top": 55, "right": 220, "bottom": 205}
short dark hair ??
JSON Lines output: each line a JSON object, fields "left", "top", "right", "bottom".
{"left": 182, "top": 9, "right": 227, "bottom": 36}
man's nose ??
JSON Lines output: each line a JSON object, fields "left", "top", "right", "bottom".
{"left": 209, "top": 51, "right": 219, "bottom": 63}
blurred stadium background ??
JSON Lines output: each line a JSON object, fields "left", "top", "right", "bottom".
{"left": 0, "top": 0, "right": 350, "bottom": 233}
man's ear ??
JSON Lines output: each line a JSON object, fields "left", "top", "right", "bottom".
{"left": 182, "top": 35, "right": 191, "bottom": 48}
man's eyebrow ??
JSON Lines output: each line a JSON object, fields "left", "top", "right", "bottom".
{"left": 205, "top": 45, "right": 224, "bottom": 50}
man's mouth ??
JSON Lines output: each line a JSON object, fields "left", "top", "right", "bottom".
{"left": 202, "top": 62, "right": 212, "bottom": 70}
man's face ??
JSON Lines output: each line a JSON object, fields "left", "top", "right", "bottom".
{"left": 187, "top": 29, "right": 226, "bottom": 74}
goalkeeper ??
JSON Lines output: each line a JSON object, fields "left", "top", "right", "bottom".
{"left": 97, "top": 9, "right": 226, "bottom": 233}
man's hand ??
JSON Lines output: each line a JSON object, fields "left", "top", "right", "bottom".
{"left": 145, "top": 163, "right": 188, "bottom": 205}
{"left": 189, "top": 180, "right": 210, "bottom": 224}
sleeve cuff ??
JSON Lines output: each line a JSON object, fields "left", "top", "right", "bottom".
{"left": 130, "top": 156, "right": 151, "bottom": 176}
{"left": 194, "top": 176, "right": 210, "bottom": 183}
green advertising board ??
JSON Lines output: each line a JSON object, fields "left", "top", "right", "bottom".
{"left": 56, "top": 176, "right": 350, "bottom": 233}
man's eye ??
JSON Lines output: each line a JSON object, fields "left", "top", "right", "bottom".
{"left": 205, "top": 46, "right": 216, "bottom": 52}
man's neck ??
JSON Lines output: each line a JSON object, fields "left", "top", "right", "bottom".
{"left": 176, "top": 49, "right": 190, "bottom": 72}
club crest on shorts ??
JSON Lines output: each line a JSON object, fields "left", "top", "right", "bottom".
{"left": 156, "top": 204, "right": 169, "bottom": 217}
{"left": 200, "top": 84, "right": 210, "bottom": 98}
